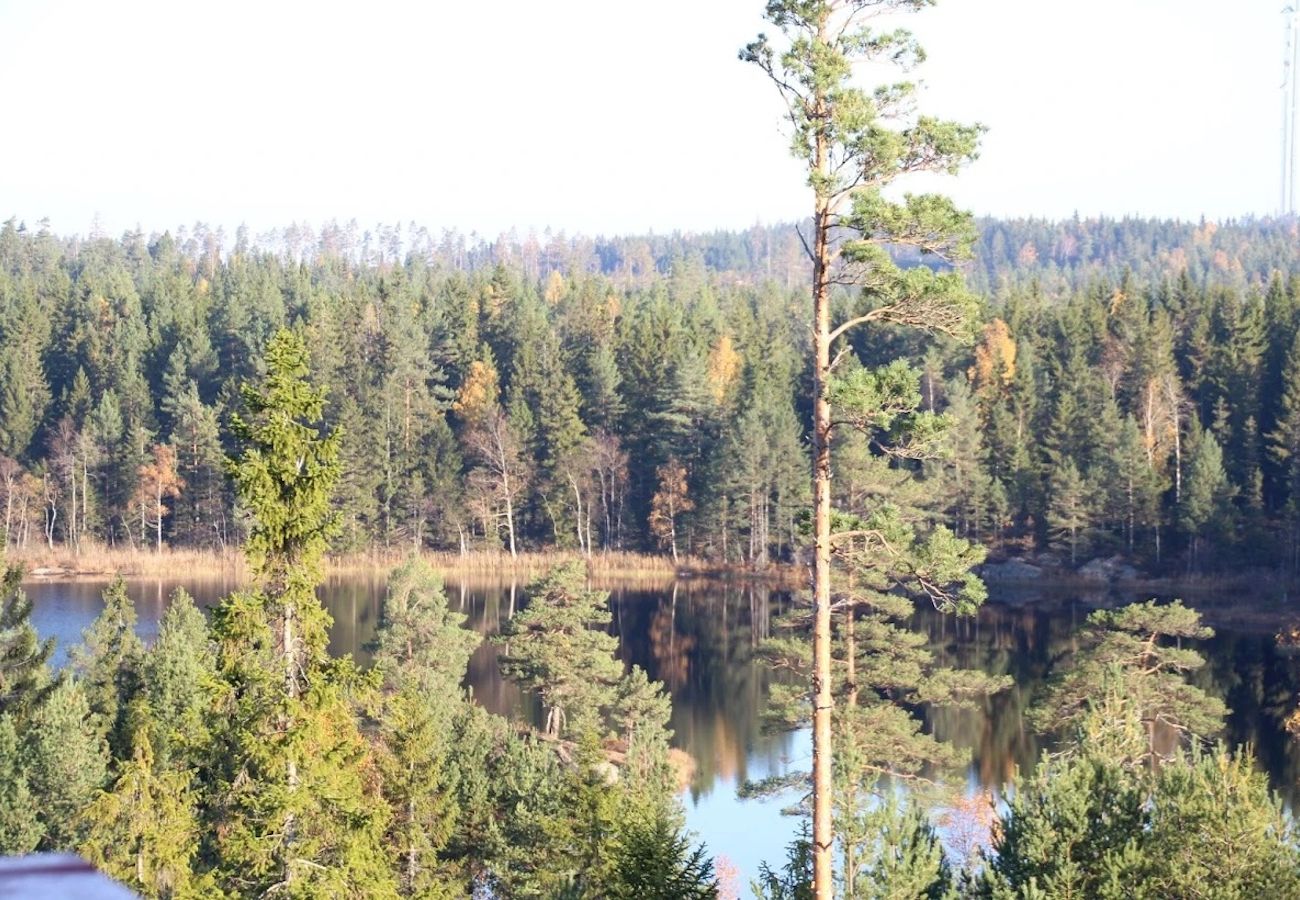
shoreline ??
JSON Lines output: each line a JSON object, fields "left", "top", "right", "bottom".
{"left": 9, "top": 546, "right": 1299, "bottom": 631}
{"left": 4, "top": 545, "right": 797, "bottom": 586}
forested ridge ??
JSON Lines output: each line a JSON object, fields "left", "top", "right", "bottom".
{"left": 4, "top": 215, "right": 1300, "bottom": 573}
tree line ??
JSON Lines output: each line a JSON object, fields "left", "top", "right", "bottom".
{"left": 6, "top": 212, "right": 1300, "bottom": 572}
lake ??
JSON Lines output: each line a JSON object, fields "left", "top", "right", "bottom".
{"left": 20, "top": 573, "right": 1300, "bottom": 894}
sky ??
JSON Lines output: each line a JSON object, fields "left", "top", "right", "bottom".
{"left": 0, "top": 0, "right": 1284, "bottom": 239}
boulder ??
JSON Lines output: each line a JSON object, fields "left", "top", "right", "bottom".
{"left": 981, "top": 558, "right": 1044, "bottom": 582}
{"left": 1077, "top": 555, "right": 1140, "bottom": 583}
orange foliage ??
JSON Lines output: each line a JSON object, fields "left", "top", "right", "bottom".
{"left": 936, "top": 790, "right": 997, "bottom": 865}
{"left": 452, "top": 359, "right": 500, "bottom": 423}
{"left": 969, "top": 318, "right": 1016, "bottom": 391}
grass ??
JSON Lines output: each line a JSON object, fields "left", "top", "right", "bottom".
{"left": 6, "top": 543, "right": 793, "bottom": 586}
{"left": 6, "top": 544, "right": 247, "bottom": 579}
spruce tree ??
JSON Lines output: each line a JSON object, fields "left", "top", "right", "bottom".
{"left": 0, "top": 565, "right": 54, "bottom": 719}
{"left": 372, "top": 560, "right": 480, "bottom": 896}
{"left": 21, "top": 679, "right": 108, "bottom": 850}
{"left": 1179, "top": 427, "right": 1234, "bottom": 570}
{"left": 211, "top": 327, "right": 396, "bottom": 898}
{"left": 79, "top": 731, "right": 203, "bottom": 899}
{"left": 70, "top": 577, "right": 145, "bottom": 757}
{"left": 140, "top": 589, "right": 216, "bottom": 771}
{"left": 0, "top": 714, "right": 41, "bottom": 854}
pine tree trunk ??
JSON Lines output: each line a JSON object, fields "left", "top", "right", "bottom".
{"left": 811, "top": 162, "right": 835, "bottom": 900}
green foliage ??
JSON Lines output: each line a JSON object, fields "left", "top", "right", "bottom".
{"left": 0, "top": 565, "right": 54, "bottom": 720}
{"left": 205, "top": 612, "right": 397, "bottom": 898}
{"left": 978, "top": 745, "right": 1147, "bottom": 898}
{"left": 21, "top": 679, "right": 108, "bottom": 850}
{"left": 227, "top": 326, "right": 342, "bottom": 666}
{"left": 373, "top": 557, "right": 479, "bottom": 693}
{"left": 1179, "top": 427, "right": 1234, "bottom": 564}
{"left": 79, "top": 731, "right": 204, "bottom": 899}
{"left": 1031, "top": 600, "right": 1226, "bottom": 755}
{"left": 0, "top": 714, "right": 41, "bottom": 854}
{"left": 140, "top": 588, "right": 217, "bottom": 770}
{"left": 981, "top": 701, "right": 1300, "bottom": 900}
{"left": 753, "top": 824, "right": 813, "bottom": 900}
{"left": 1045, "top": 459, "right": 1091, "bottom": 566}
{"left": 496, "top": 561, "right": 623, "bottom": 739}
{"left": 608, "top": 815, "right": 719, "bottom": 900}
{"left": 372, "top": 559, "right": 481, "bottom": 897}
{"left": 840, "top": 791, "right": 953, "bottom": 900}
{"left": 2, "top": 213, "right": 1300, "bottom": 569}
{"left": 70, "top": 577, "right": 144, "bottom": 757}
{"left": 207, "top": 328, "right": 396, "bottom": 898}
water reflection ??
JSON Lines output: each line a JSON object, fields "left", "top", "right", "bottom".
{"left": 20, "top": 575, "right": 1300, "bottom": 883}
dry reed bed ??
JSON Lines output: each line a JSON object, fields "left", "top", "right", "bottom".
{"left": 7, "top": 545, "right": 790, "bottom": 587}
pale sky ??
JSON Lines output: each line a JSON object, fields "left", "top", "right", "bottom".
{"left": 0, "top": 0, "right": 1283, "bottom": 239}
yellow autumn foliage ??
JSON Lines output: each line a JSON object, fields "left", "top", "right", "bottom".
{"left": 706, "top": 334, "right": 742, "bottom": 403}
{"left": 452, "top": 359, "right": 499, "bottom": 423}
{"left": 969, "top": 318, "right": 1016, "bottom": 390}
{"left": 543, "top": 270, "right": 567, "bottom": 306}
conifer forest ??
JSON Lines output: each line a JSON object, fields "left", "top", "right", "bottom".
{"left": 5, "top": 1, "right": 1300, "bottom": 898}
{"left": 8, "top": 214, "right": 1300, "bottom": 576}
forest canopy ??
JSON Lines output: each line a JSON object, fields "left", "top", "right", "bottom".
{"left": 2, "top": 214, "right": 1300, "bottom": 573}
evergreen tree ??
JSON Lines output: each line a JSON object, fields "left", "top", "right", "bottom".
{"left": 1031, "top": 600, "right": 1226, "bottom": 757}
{"left": 0, "top": 714, "right": 41, "bottom": 855}
{"left": 372, "top": 560, "right": 480, "bottom": 896}
{"left": 982, "top": 697, "right": 1300, "bottom": 900}
{"left": 79, "top": 731, "right": 203, "bottom": 899}
{"left": 210, "top": 327, "right": 396, "bottom": 898}
{"left": 608, "top": 816, "right": 719, "bottom": 900}
{"left": 1270, "top": 330, "right": 1300, "bottom": 568}
{"left": 1179, "top": 427, "right": 1234, "bottom": 569}
{"left": 140, "top": 589, "right": 216, "bottom": 771}
{"left": 742, "top": 0, "right": 984, "bottom": 886}
{"left": 21, "top": 679, "right": 108, "bottom": 850}
{"left": 70, "top": 577, "right": 145, "bottom": 757}
{"left": 495, "top": 562, "right": 623, "bottom": 739}
{"left": 0, "top": 565, "right": 54, "bottom": 719}
{"left": 1045, "top": 459, "right": 1091, "bottom": 566}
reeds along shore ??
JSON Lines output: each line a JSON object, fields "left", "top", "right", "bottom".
{"left": 4, "top": 543, "right": 793, "bottom": 585}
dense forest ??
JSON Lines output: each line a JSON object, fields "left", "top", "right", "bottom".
{"left": 4, "top": 215, "right": 1300, "bottom": 573}
{"left": 2, "top": 328, "right": 1299, "bottom": 898}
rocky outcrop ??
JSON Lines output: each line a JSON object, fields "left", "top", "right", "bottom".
{"left": 980, "top": 558, "right": 1044, "bottom": 582}
{"left": 1076, "top": 556, "right": 1140, "bottom": 583}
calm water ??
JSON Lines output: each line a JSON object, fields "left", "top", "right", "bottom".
{"left": 21, "top": 575, "right": 1300, "bottom": 893}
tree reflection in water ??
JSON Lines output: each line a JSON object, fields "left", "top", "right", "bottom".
{"left": 20, "top": 575, "right": 1300, "bottom": 807}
